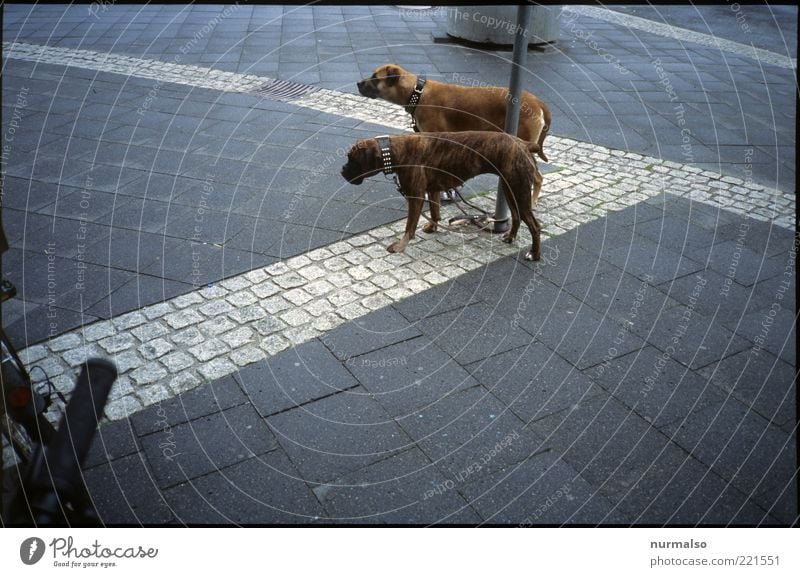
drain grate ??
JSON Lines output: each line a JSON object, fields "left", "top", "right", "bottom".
{"left": 248, "top": 79, "right": 320, "bottom": 101}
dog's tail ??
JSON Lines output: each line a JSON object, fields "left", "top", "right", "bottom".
{"left": 536, "top": 107, "right": 550, "bottom": 163}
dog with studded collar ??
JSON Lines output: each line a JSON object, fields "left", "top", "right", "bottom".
{"left": 341, "top": 131, "right": 542, "bottom": 261}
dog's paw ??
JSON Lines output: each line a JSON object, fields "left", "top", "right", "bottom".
{"left": 387, "top": 240, "right": 405, "bottom": 253}
{"left": 501, "top": 232, "right": 515, "bottom": 244}
{"left": 525, "top": 250, "right": 540, "bottom": 262}
{"left": 422, "top": 222, "right": 437, "bottom": 234}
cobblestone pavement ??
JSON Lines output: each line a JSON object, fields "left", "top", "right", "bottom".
{"left": 2, "top": 1, "right": 796, "bottom": 439}
{"left": 1, "top": 5, "right": 797, "bottom": 525}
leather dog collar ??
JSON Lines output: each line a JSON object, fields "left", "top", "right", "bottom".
{"left": 405, "top": 73, "right": 426, "bottom": 131}
{"left": 374, "top": 135, "right": 393, "bottom": 175}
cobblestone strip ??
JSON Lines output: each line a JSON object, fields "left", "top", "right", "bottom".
{"left": 20, "top": 137, "right": 794, "bottom": 422}
{"left": 567, "top": 6, "right": 797, "bottom": 70}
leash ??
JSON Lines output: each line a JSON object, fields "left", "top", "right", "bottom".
{"left": 373, "top": 135, "right": 508, "bottom": 234}
{"left": 404, "top": 73, "right": 426, "bottom": 133}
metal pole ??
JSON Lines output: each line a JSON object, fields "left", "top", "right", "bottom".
{"left": 493, "top": 3, "right": 533, "bottom": 233}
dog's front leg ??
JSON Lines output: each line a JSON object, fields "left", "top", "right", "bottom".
{"left": 388, "top": 194, "right": 425, "bottom": 253}
{"left": 422, "top": 190, "right": 440, "bottom": 234}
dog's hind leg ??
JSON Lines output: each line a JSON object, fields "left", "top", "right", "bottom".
{"left": 520, "top": 209, "right": 541, "bottom": 261}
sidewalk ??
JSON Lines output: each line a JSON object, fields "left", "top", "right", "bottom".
{"left": 1, "top": 5, "right": 796, "bottom": 525}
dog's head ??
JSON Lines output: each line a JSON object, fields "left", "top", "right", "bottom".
{"left": 357, "top": 64, "right": 415, "bottom": 104}
{"left": 341, "top": 139, "right": 382, "bottom": 185}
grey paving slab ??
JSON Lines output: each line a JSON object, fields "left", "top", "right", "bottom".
{"left": 603, "top": 239, "right": 705, "bottom": 286}
{"left": 140, "top": 403, "right": 278, "bottom": 488}
{"left": 83, "top": 453, "right": 175, "bottom": 525}
{"left": 587, "top": 346, "right": 727, "bottom": 429}
{"left": 235, "top": 339, "right": 358, "bottom": 417}
{"left": 688, "top": 239, "right": 786, "bottom": 287}
{"left": 163, "top": 449, "right": 326, "bottom": 524}
{"left": 524, "top": 393, "right": 751, "bottom": 520}
{"left": 131, "top": 374, "right": 248, "bottom": 436}
{"left": 614, "top": 455, "right": 778, "bottom": 525}
{"left": 467, "top": 341, "right": 602, "bottom": 425}
{"left": 313, "top": 448, "right": 482, "bottom": 524}
{"left": 533, "top": 295, "right": 646, "bottom": 370}
{"left": 84, "top": 419, "right": 140, "bottom": 470}
{"left": 662, "top": 398, "right": 797, "bottom": 524}
{"left": 731, "top": 305, "right": 796, "bottom": 366}
{"left": 414, "top": 301, "right": 535, "bottom": 366}
{"left": 346, "top": 337, "right": 479, "bottom": 418}
{"left": 392, "top": 277, "right": 481, "bottom": 323}
{"left": 265, "top": 387, "right": 413, "bottom": 484}
{"left": 394, "top": 385, "right": 546, "bottom": 482}
{"left": 459, "top": 450, "right": 628, "bottom": 525}
{"left": 321, "top": 307, "right": 422, "bottom": 362}
{"left": 564, "top": 267, "right": 679, "bottom": 328}
{"left": 85, "top": 274, "right": 193, "bottom": 320}
{"left": 227, "top": 220, "right": 344, "bottom": 260}
{"left": 698, "top": 349, "right": 796, "bottom": 432}
{"left": 631, "top": 304, "right": 753, "bottom": 371}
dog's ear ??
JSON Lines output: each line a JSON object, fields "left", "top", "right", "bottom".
{"left": 383, "top": 65, "right": 402, "bottom": 86}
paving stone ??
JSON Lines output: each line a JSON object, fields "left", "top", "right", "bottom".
{"left": 460, "top": 449, "right": 626, "bottom": 524}
{"left": 131, "top": 374, "right": 246, "bottom": 436}
{"left": 348, "top": 336, "right": 478, "bottom": 418}
{"left": 84, "top": 419, "right": 140, "bottom": 470}
{"left": 171, "top": 326, "right": 206, "bottom": 347}
{"left": 171, "top": 291, "right": 205, "bottom": 309}
{"left": 662, "top": 397, "right": 796, "bottom": 523}
{"left": 630, "top": 305, "right": 753, "bottom": 370}
{"left": 688, "top": 239, "right": 785, "bottom": 287}
{"left": 163, "top": 308, "right": 204, "bottom": 330}
{"left": 161, "top": 351, "right": 195, "bottom": 374}
{"left": 251, "top": 280, "right": 281, "bottom": 299}
{"left": 168, "top": 372, "right": 202, "bottom": 395}
{"left": 47, "top": 332, "right": 83, "bottom": 352}
{"left": 587, "top": 346, "right": 727, "bottom": 428}
{"left": 321, "top": 307, "right": 421, "bottom": 362}
{"left": 230, "top": 345, "right": 267, "bottom": 367}
{"left": 141, "top": 302, "right": 174, "bottom": 320}
{"left": 526, "top": 393, "right": 710, "bottom": 511}
{"left": 698, "top": 348, "right": 795, "bottom": 430}
{"left": 111, "top": 350, "right": 144, "bottom": 374}
{"left": 198, "top": 316, "right": 237, "bottom": 337}
{"left": 98, "top": 332, "right": 136, "bottom": 354}
{"left": 84, "top": 453, "right": 174, "bottom": 525}
{"left": 62, "top": 343, "right": 106, "bottom": 368}
{"left": 163, "top": 449, "right": 325, "bottom": 524}
{"left": 140, "top": 404, "right": 278, "bottom": 488}
{"left": 189, "top": 338, "right": 229, "bottom": 362}
{"left": 235, "top": 339, "right": 357, "bottom": 416}
{"left": 104, "top": 395, "right": 144, "bottom": 421}
{"left": 138, "top": 337, "right": 175, "bottom": 361}
{"left": 468, "top": 341, "right": 602, "bottom": 425}
{"left": 266, "top": 387, "right": 411, "bottom": 485}
{"left": 132, "top": 321, "right": 169, "bottom": 342}
{"left": 415, "top": 301, "right": 534, "bottom": 366}
{"left": 314, "top": 448, "right": 481, "bottom": 524}
{"left": 260, "top": 334, "right": 291, "bottom": 356}
{"left": 228, "top": 304, "right": 269, "bottom": 323}
{"left": 129, "top": 362, "right": 168, "bottom": 386}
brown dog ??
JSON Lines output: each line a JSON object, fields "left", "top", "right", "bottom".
{"left": 341, "top": 131, "right": 542, "bottom": 261}
{"left": 357, "top": 64, "right": 551, "bottom": 202}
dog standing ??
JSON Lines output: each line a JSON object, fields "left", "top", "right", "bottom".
{"left": 357, "top": 64, "right": 551, "bottom": 203}
{"left": 341, "top": 131, "right": 542, "bottom": 261}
